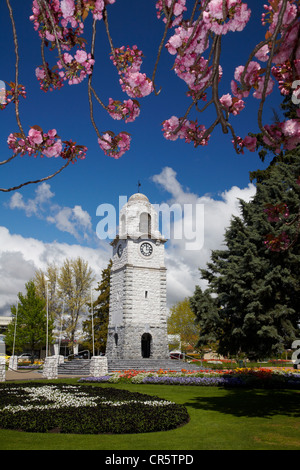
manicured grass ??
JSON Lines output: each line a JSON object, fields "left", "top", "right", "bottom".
{"left": 1, "top": 379, "right": 300, "bottom": 450}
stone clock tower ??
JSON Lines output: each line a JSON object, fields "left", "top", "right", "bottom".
{"left": 106, "top": 193, "right": 169, "bottom": 361}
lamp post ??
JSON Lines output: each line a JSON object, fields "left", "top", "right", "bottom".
{"left": 12, "top": 304, "right": 18, "bottom": 357}
{"left": 45, "top": 279, "right": 50, "bottom": 358}
{"left": 91, "top": 288, "right": 95, "bottom": 357}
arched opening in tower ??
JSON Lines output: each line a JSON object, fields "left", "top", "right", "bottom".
{"left": 141, "top": 333, "right": 152, "bottom": 358}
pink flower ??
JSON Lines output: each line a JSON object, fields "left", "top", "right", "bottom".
{"left": 35, "top": 67, "right": 46, "bottom": 80}
{"left": 63, "top": 53, "right": 73, "bottom": 64}
{"left": 28, "top": 128, "right": 43, "bottom": 145}
{"left": 203, "top": 0, "right": 251, "bottom": 35}
{"left": 75, "top": 50, "right": 88, "bottom": 64}
{"left": 98, "top": 131, "right": 131, "bottom": 158}
{"left": 45, "top": 129, "right": 57, "bottom": 138}
{"left": 220, "top": 93, "right": 232, "bottom": 108}
{"left": 255, "top": 44, "right": 269, "bottom": 62}
{"left": 93, "top": 0, "right": 105, "bottom": 20}
{"left": 107, "top": 98, "right": 140, "bottom": 123}
{"left": 42, "top": 140, "right": 62, "bottom": 158}
{"left": 282, "top": 119, "right": 300, "bottom": 137}
{"left": 61, "top": 0, "right": 75, "bottom": 19}
{"left": 123, "top": 72, "right": 153, "bottom": 98}
{"left": 162, "top": 116, "right": 180, "bottom": 141}
{"left": 243, "top": 135, "right": 257, "bottom": 152}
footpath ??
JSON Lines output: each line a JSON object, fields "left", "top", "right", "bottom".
{"left": 5, "top": 370, "right": 81, "bottom": 381}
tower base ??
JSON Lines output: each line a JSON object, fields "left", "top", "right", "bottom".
{"left": 106, "top": 324, "right": 169, "bottom": 360}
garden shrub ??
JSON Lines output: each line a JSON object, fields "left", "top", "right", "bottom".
{"left": 0, "top": 383, "right": 189, "bottom": 434}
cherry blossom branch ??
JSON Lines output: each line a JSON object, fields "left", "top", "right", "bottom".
{"left": 5, "top": 0, "right": 25, "bottom": 139}
{"left": 0, "top": 156, "right": 74, "bottom": 192}
{"left": 88, "top": 18, "right": 102, "bottom": 140}
{"left": 152, "top": 0, "right": 178, "bottom": 95}
{"left": 257, "top": 0, "right": 288, "bottom": 143}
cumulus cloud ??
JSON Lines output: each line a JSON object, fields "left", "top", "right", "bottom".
{"left": 7, "top": 182, "right": 92, "bottom": 241}
{"left": 1, "top": 168, "right": 256, "bottom": 314}
{"left": 0, "top": 226, "right": 110, "bottom": 316}
{"left": 152, "top": 167, "right": 256, "bottom": 306}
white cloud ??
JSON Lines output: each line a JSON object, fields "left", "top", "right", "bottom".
{"left": 0, "top": 226, "right": 110, "bottom": 316}
{"left": 152, "top": 167, "right": 256, "bottom": 307}
{"left": 1, "top": 168, "right": 257, "bottom": 315}
{"left": 7, "top": 182, "right": 92, "bottom": 241}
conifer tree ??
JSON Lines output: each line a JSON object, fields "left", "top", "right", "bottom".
{"left": 191, "top": 149, "right": 300, "bottom": 360}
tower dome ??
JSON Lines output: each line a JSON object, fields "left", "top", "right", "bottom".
{"left": 118, "top": 193, "right": 163, "bottom": 240}
{"left": 128, "top": 193, "right": 149, "bottom": 203}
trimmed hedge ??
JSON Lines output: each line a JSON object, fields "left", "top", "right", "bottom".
{"left": 0, "top": 383, "right": 189, "bottom": 434}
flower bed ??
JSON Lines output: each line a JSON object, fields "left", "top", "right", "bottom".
{"left": 79, "top": 368, "right": 300, "bottom": 389}
{"left": 0, "top": 383, "right": 189, "bottom": 434}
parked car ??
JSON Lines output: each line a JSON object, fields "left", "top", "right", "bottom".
{"left": 18, "top": 354, "right": 32, "bottom": 362}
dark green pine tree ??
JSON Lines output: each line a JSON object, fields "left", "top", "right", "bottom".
{"left": 191, "top": 149, "right": 300, "bottom": 360}
{"left": 83, "top": 259, "right": 112, "bottom": 355}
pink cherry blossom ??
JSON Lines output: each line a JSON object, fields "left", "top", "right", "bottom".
{"left": 61, "top": 0, "right": 75, "bottom": 19}
{"left": 98, "top": 132, "right": 131, "bottom": 158}
{"left": 74, "top": 50, "right": 88, "bottom": 64}
{"left": 202, "top": 0, "right": 251, "bottom": 35}
{"left": 107, "top": 98, "right": 140, "bottom": 123}
{"left": 162, "top": 116, "right": 210, "bottom": 146}
{"left": 42, "top": 139, "right": 63, "bottom": 158}
{"left": 255, "top": 44, "right": 270, "bottom": 62}
{"left": 243, "top": 135, "right": 257, "bottom": 152}
{"left": 28, "top": 128, "right": 43, "bottom": 145}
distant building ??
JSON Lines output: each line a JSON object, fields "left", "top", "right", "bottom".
{"left": 0, "top": 317, "right": 11, "bottom": 356}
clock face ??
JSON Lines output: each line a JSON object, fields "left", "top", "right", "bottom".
{"left": 117, "top": 244, "right": 123, "bottom": 258}
{"left": 140, "top": 242, "right": 153, "bottom": 257}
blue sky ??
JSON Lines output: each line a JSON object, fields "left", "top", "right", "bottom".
{"left": 0, "top": 1, "right": 283, "bottom": 313}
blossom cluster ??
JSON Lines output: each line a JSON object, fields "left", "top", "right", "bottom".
{"left": 107, "top": 97, "right": 140, "bottom": 123}
{"left": 110, "top": 45, "right": 154, "bottom": 99}
{"left": 7, "top": 127, "right": 87, "bottom": 161}
{"left": 263, "top": 201, "right": 292, "bottom": 252}
{"left": 202, "top": 0, "right": 251, "bottom": 35}
{"left": 31, "top": 0, "right": 101, "bottom": 88}
{"left": 264, "top": 232, "right": 291, "bottom": 252}
{"left": 98, "top": 131, "right": 131, "bottom": 159}
{"left": 160, "top": 0, "right": 300, "bottom": 152}
{"left": 22, "top": 0, "right": 300, "bottom": 164}
{"left": 155, "top": 0, "right": 187, "bottom": 28}
{"left": 0, "top": 82, "right": 26, "bottom": 110}
{"left": 264, "top": 202, "right": 290, "bottom": 223}
{"left": 162, "top": 116, "right": 210, "bottom": 146}
{"left": 30, "top": 0, "right": 117, "bottom": 89}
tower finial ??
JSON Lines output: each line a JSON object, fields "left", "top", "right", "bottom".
{"left": 137, "top": 180, "right": 141, "bottom": 193}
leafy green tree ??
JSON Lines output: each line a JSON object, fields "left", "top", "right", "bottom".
{"left": 5, "top": 281, "right": 53, "bottom": 362}
{"left": 167, "top": 298, "right": 200, "bottom": 353}
{"left": 58, "top": 257, "right": 95, "bottom": 350}
{"left": 192, "top": 150, "right": 300, "bottom": 360}
{"left": 83, "top": 260, "right": 112, "bottom": 355}
{"left": 34, "top": 262, "right": 60, "bottom": 325}
{"left": 34, "top": 257, "right": 95, "bottom": 352}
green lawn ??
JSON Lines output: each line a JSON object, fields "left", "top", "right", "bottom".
{"left": 1, "top": 379, "right": 300, "bottom": 450}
